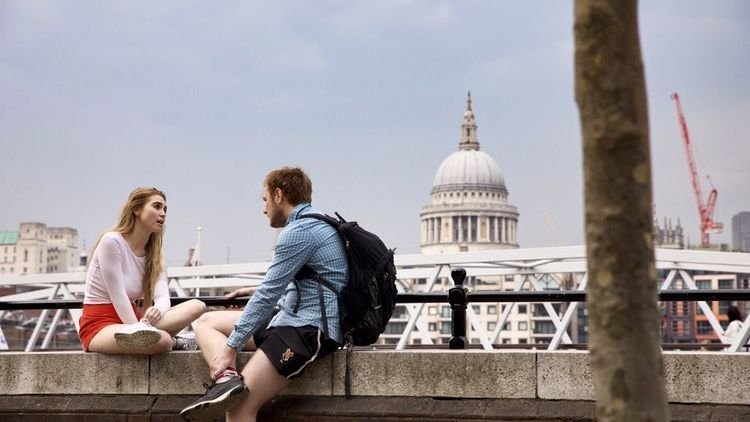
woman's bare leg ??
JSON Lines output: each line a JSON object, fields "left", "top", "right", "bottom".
{"left": 87, "top": 324, "right": 173, "bottom": 355}
{"left": 153, "top": 299, "right": 207, "bottom": 336}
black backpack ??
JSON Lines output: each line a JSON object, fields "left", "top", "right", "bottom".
{"left": 294, "top": 212, "right": 397, "bottom": 398}
{"left": 295, "top": 212, "right": 397, "bottom": 346}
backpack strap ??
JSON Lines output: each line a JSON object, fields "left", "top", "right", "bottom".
{"left": 291, "top": 279, "right": 301, "bottom": 313}
{"left": 294, "top": 264, "right": 341, "bottom": 339}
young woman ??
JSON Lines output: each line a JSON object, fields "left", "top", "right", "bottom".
{"left": 78, "top": 187, "right": 206, "bottom": 354}
{"left": 721, "top": 305, "right": 745, "bottom": 350}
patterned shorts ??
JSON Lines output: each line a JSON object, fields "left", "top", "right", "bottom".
{"left": 253, "top": 324, "right": 339, "bottom": 379}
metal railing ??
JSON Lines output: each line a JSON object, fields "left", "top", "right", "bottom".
{"left": 1, "top": 246, "right": 749, "bottom": 352}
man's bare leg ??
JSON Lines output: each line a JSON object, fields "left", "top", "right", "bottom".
{"left": 226, "top": 349, "right": 289, "bottom": 422}
{"left": 194, "top": 310, "right": 257, "bottom": 364}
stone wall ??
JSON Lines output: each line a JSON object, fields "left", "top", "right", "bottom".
{"left": 1, "top": 350, "right": 749, "bottom": 420}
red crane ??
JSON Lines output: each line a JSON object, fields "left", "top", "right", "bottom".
{"left": 671, "top": 92, "right": 722, "bottom": 246}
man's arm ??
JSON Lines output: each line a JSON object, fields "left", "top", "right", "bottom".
{"left": 225, "top": 224, "right": 316, "bottom": 349}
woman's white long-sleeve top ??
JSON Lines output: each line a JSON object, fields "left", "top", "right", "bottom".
{"left": 721, "top": 320, "right": 744, "bottom": 349}
{"left": 83, "top": 232, "right": 170, "bottom": 324}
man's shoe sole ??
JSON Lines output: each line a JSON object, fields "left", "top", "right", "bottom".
{"left": 180, "top": 385, "right": 249, "bottom": 421}
{"left": 114, "top": 329, "right": 161, "bottom": 349}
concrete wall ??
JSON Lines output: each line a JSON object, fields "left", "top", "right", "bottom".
{"left": 2, "top": 350, "right": 749, "bottom": 404}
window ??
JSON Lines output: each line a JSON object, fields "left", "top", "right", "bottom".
{"left": 440, "top": 322, "right": 452, "bottom": 334}
{"left": 696, "top": 280, "right": 711, "bottom": 289}
{"left": 518, "top": 321, "right": 528, "bottom": 331}
{"left": 391, "top": 306, "right": 407, "bottom": 318}
{"left": 718, "top": 279, "right": 734, "bottom": 289}
{"left": 534, "top": 321, "right": 556, "bottom": 334}
{"left": 471, "top": 305, "right": 480, "bottom": 314}
{"left": 487, "top": 305, "right": 497, "bottom": 315}
{"left": 696, "top": 301, "right": 712, "bottom": 315}
{"left": 487, "top": 321, "right": 497, "bottom": 331}
{"left": 428, "top": 306, "right": 437, "bottom": 315}
{"left": 441, "top": 306, "right": 451, "bottom": 318}
{"left": 719, "top": 301, "right": 731, "bottom": 315}
{"left": 428, "top": 323, "right": 437, "bottom": 332}
{"left": 518, "top": 305, "right": 527, "bottom": 314}
{"left": 384, "top": 322, "right": 406, "bottom": 335}
{"left": 696, "top": 321, "right": 713, "bottom": 335}
{"left": 23, "top": 249, "right": 28, "bottom": 262}
{"left": 502, "top": 339, "right": 510, "bottom": 344}
{"left": 518, "top": 339, "right": 528, "bottom": 344}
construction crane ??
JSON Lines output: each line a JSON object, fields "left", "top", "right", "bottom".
{"left": 670, "top": 92, "right": 723, "bottom": 247}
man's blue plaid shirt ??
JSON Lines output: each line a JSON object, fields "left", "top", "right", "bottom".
{"left": 227, "top": 203, "right": 348, "bottom": 348}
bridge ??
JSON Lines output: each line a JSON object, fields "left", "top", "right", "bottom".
{"left": 1, "top": 246, "right": 749, "bottom": 420}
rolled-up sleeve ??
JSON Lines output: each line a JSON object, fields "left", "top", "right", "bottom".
{"left": 226, "top": 225, "right": 315, "bottom": 349}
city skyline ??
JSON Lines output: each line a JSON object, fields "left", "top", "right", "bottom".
{"left": 1, "top": 2, "right": 748, "bottom": 265}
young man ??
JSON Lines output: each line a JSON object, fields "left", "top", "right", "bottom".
{"left": 180, "top": 167, "right": 348, "bottom": 422}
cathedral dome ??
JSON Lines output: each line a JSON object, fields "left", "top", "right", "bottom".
{"left": 430, "top": 92, "right": 507, "bottom": 195}
{"left": 420, "top": 92, "right": 519, "bottom": 254}
{"left": 432, "top": 149, "right": 506, "bottom": 194}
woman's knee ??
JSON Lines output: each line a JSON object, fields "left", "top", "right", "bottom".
{"left": 186, "top": 299, "right": 207, "bottom": 316}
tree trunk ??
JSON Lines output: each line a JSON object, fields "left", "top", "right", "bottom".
{"left": 573, "top": 1, "right": 669, "bottom": 421}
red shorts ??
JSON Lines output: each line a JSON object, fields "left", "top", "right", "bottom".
{"left": 78, "top": 303, "right": 141, "bottom": 351}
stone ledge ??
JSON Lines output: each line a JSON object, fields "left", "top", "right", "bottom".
{"left": 1, "top": 396, "right": 749, "bottom": 422}
{"left": 537, "top": 351, "right": 750, "bottom": 404}
{"left": 2, "top": 350, "right": 749, "bottom": 405}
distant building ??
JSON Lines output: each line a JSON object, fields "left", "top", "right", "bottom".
{"left": 384, "top": 94, "right": 565, "bottom": 347}
{"left": 0, "top": 222, "right": 79, "bottom": 276}
{"left": 654, "top": 216, "right": 685, "bottom": 249}
{"left": 419, "top": 93, "right": 519, "bottom": 254}
{"left": 732, "top": 211, "right": 750, "bottom": 252}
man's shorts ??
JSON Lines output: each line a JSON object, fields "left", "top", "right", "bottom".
{"left": 252, "top": 324, "right": 340, "bottom": 379}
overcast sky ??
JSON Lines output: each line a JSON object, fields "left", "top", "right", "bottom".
{"left": 1, "top": 1, "right": 748, "bottom": 265}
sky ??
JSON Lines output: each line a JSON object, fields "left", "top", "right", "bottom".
{"left": 0, "top": 1, "right": 748, "bottom": 266}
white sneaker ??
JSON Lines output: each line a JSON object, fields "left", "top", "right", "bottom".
{"left": 173, "top": 332, "right": 199, "bottom": 351}
{"left": 115, "top": 321, "right": 162, "bottom": 349}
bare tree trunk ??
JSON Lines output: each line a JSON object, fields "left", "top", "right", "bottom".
{"left": 574, "top": 1, "right": 669, "bottom": 421}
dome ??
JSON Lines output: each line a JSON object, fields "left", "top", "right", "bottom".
{"left": 431, "top": 149, "right": 506, "bottom": 194}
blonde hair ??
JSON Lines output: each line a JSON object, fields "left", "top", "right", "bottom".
{"left": 91, "top": 187, "right": 166, "bottom": 313}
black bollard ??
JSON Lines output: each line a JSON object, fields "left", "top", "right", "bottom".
{"left": 448, "top": 267, "right": 469, "bottom": 349}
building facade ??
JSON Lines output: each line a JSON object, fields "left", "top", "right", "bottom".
{"left": 0, "top": 222, "right": 79, "bottom": 276}
{"left": 381, "top": 94, "right": 560, "bottom": 347}
{"left": 732, "top": 211, "right": 750, "bottom": 252}
{"left": 419, "top": 93, "right": 518, "bottom": 254}
{"left": 654, "top": 216, "right": 685, "bottom": 249}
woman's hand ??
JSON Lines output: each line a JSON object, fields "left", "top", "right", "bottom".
{"left": 142, "top": 306, "right": 163, "bottom": 325}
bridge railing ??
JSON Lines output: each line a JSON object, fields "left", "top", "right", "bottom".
{"left": 1, "top": 246, "right": 749, "bottom": 352}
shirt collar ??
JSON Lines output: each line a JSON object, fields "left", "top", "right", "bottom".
{"left": 286, "top": 203, "right": 313, "bottom": 225}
